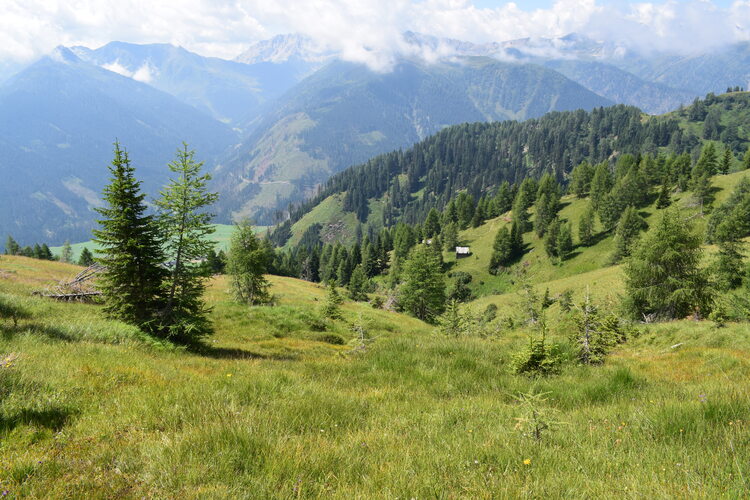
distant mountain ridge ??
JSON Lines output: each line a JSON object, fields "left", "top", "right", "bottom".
{"left": 72, "top": 41, "right": 309, "bottom": 128}
{"left": 0, "top": 47, "right": 236, "bottom": 244}
{"left": 212, "top": 56, "right": 614, "bottom": 225}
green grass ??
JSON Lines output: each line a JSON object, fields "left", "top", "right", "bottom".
{"left": 1, "top": 254, "right": 750, "bottom": 497}
{"left": 448, "top": 170, "right": 750, "bottom": 299}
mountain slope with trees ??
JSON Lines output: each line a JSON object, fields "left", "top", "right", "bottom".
{"left": 213, "top": 56, "right": 613, "bottom": 224}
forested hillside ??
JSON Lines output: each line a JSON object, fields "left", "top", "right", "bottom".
{"left": 273, "top": 92, "right": 749, "bottom": 248}
{"left": 213, "top": 56, "right": 613, "bottom": 224}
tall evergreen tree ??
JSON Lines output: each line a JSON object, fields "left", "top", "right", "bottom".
{"left": 4, "top": 236, "right": 19, "bottom": 255}
{"left": 155, "top": 143, "right": 219, "bottom": 340}
{"left": 655, "top": 177, "right": 672, "bottom": 209}
{"left": 569, "top": 160, "right": 594, "bottom": 198}
{"left": 489, "top": 226, "right": 513, "bottom": 274}
{"left": 398, "top": 244, "right": 446, "bottom": 323}
{"left": 623, "top": 209, "right": 712, "bottom": 320}
{"left": 93, "top": 142, "right": 166, "bottom": 332}
{"left": 60, "top": 240, "right": 73, "bottom": 263}
{"left": 78, "top": 247, "right": 95, "bottom": 267}
{"left": 556, "top": 221, "right": 573, "bottom": 262}
{"left": 590, "top": 162, "right": 613, "bottom": 211}
{"left": 227, "top": 219, "right": 271, "bottom": 305}
{"left": 612, "top": 206, "right": 646, "bottom": 263}
{"left": 347, "top": 265, "right": 370, "bottom": 301}
{"left": 578, "top": 203, "right": 595, "bottom": 247}
{"left": 720, "top": 147, "right": 733, "bottom": 175}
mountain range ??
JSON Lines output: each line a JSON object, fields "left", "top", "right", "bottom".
{"left": 3, "top": 32, "right": 750, "bottom": 244}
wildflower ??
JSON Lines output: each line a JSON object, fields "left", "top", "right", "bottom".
{"left": 226, "top": 373, "right": 232, "bottom": 377}
{"left": 698, "top": 394, "right": 707, "bottom": 403}
{"left": 523, "top": 459, "right": 531, "bottom": 466}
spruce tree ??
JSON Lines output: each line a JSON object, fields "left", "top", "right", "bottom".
{"left": 578, "top": 203, "right": 595, "bottom": 247}
{"left": 322, "top": 280, "right": 344, "bottom": 319}
{"left": 78, "top": 247, "right": 95, "bottom": 267}
{"left": 93, "top": 142, "right": 165, "bottom": 331}
{"left": 612, "top": 206, "right": 646, "bottom": 263}
{"left": 227, "top": 219, "right": 271, "bottom": 305}
{"left": 655, "top": 177, "right": 672, "bottom": 209}
{"left": 441, "top": 221, "right": 459, "bottom": 252}
{"left": 556, "top": 222, "right": 573, "bottom": 262}
{"left": 489, "top": 226, "right": 513, "bottom": 274}
{"left": 347, "top": 265, "right": 369, "bottom": 301}
{"left": 590, "top": 162, "right": 613, "bottom": 211}
{"left": 720, "top": 147, "right": 733, "bottom": 175}
{"left": 623, "top": 209, "right": 712, "bottom": 320}
{"left": 570, "top": 161, "right": 593, "bottom": 198}
{"left": 155, "top": 143, "right": 219, "bottom": 341}
{"left": 60, "top": 240, "right": 73, "bottom": 263}
{"left": 398, "top": 244, "right": 446, "bottom": 323}
{"left": 544, "top": 218, "right": 561, "bottom": 258}
{"left": 4, "top": 236, "right": 19, "bottom": 255}
{"left": 423, "top": 208, "right": 441, "bottom": 239}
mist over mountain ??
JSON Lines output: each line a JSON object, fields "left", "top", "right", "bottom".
{"left": 4, "top": 28, "right": 750, "bottom": 244}
{"left": 212, "top": 56, "right": 613, "bottom": 225}
{"left": 0, "top": 47, "right": 236, "bottom": 244}
{"left": 72, "top": 41, "right": 309, "bottom": 128}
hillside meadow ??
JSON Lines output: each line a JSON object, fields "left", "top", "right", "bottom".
{"left": 1, "top": 254, "right": 749, "bottom": 498}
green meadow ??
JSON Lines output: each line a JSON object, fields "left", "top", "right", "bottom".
{"left": 1, "top": 251, "right": 749, "bottom": 497}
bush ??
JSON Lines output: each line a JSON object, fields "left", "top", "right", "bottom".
{"left": 511, "top": 334, "right": 563, "bottom": 377}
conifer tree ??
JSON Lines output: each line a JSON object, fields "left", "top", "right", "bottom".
{"left": 590, "top": 162, "right": 613, "bottom": 211}
{"left": 623, "top": 209, "right": 712, "bottom": 320}
{"left": 347, "top": 265, "right": 370, "bottom": 301}
{"left": 441, "top": 221, "right": 459, "bottom": 252}
{"left": 693, "top": 143, "right": 718, "bottom": 178}
{"left": 155, "top": 143, "right": 219, "bottom": 340}
{"left": 60, "top": 240, "right": 73, "bottom": 263}
{"left": 544, "top": 218, "right": 561, "bottom": 258}
{"left": 569, "top": 161, "right": 594, "bottom": 198}
{"left": 227, "top": 219, "right": 271, "bottom": 306}
{"left": 93, "top": 142, "right": 165, "bottom": 331}
{"left": 612, "top": 206, "right": 646, "bottom": 263}
{"left": 4, "top": 236, "right": 19, "bottom": 255}
{"left": 322, "top": 280, "right": 343, "bottom": 319}
{"left": 655, "top": 177, "right": 672, "bottom": 209}
{"left": 578, "top": 203, "right": 595, "bottom": 247}
{"left": 39, "top": 244, "right": 53, "bottom": 260}
{"left": 489, "top": 226, "right": 513, "bottom": 274}
{"left": 423, "top": 208, "right": 441, "bottom": 239}
{"left": 398, "top": 244, "right": 446, "bottom": 323}
{"left": 556, "top": 222, "right": 573, "bottom": 262}
{"left": 720, "top": 147, "right": 733, "bottom": 175}
{"left": 78, "top": 247, "right": 95, "bottom": 267}
{"left": 493, "top": 181, "right": 514, "bottom": 215}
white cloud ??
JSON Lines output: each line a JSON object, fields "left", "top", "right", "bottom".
{"left": 132, "top": 63, "right": 156, "bottom": 83}
{"left": 0, "top": 0, "right": 749, "bottom": 72}
{"left": 101, "top": 61, "right": 132, "bottom": 78}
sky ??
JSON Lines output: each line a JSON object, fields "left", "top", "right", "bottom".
{"left": 0, "top": 0, "right": 748, "bottom": 71}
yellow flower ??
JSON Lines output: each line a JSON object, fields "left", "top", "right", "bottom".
{"left": 226, "top": 373, "right": 232, "bottom": 377}
{"left": 523, "top": 459, "right": 531, "bottom": 466}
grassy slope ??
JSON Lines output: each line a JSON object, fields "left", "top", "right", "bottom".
{"left": 286, "top": 194, "right": 384, "bottom": 249}
{"left": 449, "top": 169, "right": 750, "bottom": 300}
{"left": 1, "top": 255, "right": 750, "bottom": 497}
